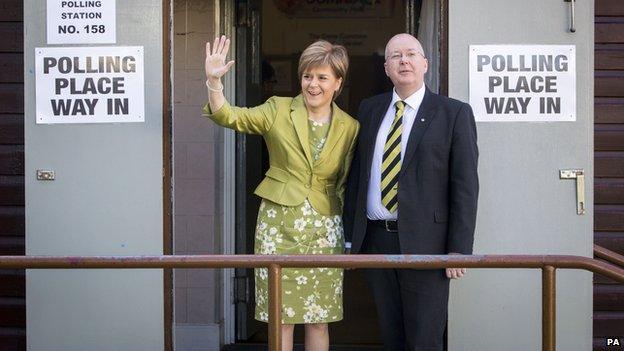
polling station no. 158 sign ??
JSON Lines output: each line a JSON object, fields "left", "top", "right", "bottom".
{"left": 35, "top": 46, "right": 144, "bottom": 124}
{"left": 47, "top": 0, "right": 116, "bottom": 44}
{"left": 469, "top": 45, "right": 576, "bottom": 122}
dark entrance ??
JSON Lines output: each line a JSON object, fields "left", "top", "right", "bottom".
{"left": 231, "top": 0, "right": 439, "bottom": 347}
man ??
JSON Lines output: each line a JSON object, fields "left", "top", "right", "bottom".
{"left": 344, "top": 33, "right": 479, "bottom": 350}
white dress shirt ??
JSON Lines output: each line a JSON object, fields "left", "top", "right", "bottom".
{"left": 366, "top": 85, "right": 426, "bottom": 220}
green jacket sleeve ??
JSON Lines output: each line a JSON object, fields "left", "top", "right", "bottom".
{"left": 202, "top": 96, "right": 278, "bottom": 135}
{"left": 336, "top": 122, "right": 360, "bottom": 208}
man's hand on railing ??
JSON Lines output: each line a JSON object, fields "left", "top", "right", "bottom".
{"left": 446, "top": 252, "right": 467, "bottom": 279}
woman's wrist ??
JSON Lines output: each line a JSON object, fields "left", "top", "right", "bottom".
{"left": 206, "top": 76, "right": 221, "bottom": 85}
{"left": 206, "top": 78, "right": 223, "bottom": 92}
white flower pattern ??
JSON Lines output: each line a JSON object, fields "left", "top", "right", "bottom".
{"left": 294, "top": 218, "right": 307, "bottom": 232}
{"left": 267, "top": 208, "right": 277, "bottom": 218}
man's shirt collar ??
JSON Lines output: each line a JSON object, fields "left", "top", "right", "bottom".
{"left": 391, "top": 84, "right": 426, "bottom": 111}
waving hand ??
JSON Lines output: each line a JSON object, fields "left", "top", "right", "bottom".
{"left": 205, "top": 35, "right": 235, "bottom": 81}
{"left": 205, "top": 35, "right": 234, "bottom": 112}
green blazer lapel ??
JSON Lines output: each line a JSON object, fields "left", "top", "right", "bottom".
{"left": 315, "top": 102, "right": 345, "bottom": 165}
{"left": 290, "top": 95, "right": 314, "bottom": 167}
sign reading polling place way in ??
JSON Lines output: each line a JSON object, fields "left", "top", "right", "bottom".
{"left": 35, "top": 46, "right": 144, "bottom": 124}
{"left": 47, "top": 0, "right": 116, "bottom": 44}
{"left": 469, "top": 45, "right": 576, "bottom": 122}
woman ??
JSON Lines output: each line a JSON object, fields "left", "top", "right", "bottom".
{"left": 203, "top": 36, "right": 359, "bottom": 351}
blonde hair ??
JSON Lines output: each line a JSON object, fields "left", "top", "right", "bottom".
{"left": 298, "top": 40, "right": 349, "bottom": 98}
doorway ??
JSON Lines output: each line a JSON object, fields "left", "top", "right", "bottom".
{"left": 231, "top": 0, "right": 442, "bottom": 347}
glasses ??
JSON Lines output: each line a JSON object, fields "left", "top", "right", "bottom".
{"left": 387, "top": 51, "right": 425, "bottom": 62}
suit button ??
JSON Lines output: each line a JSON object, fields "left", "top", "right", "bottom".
{"left": 305, "top": 184, "right": 311, "bottom": 189}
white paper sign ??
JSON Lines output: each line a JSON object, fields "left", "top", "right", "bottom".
{"left": 47, "top": 0, "right": 116, "bottom": 44}
{"left": 35, "top": 46, "right": 145, "bottom": 124}
{"left": 469, "top": 45, "right": 576, "bottom": 122}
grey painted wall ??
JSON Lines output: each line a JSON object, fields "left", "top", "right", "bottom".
{"left": 448, "top": 1, "right": 594, "bottom": 350}
{"left": 24, "top": 1, "right": 164, "bottom": 350}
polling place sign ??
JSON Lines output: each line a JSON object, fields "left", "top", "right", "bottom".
{"left": 47, "top": 0, "right": 116, "bottom": 44}
{"left": 35, "top": 46, "right": 144, "bottom": 124}
{"left": 469, "top": 45, "right": 576, "bottom": 122}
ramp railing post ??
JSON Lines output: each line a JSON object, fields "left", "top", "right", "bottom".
{"left": 268, "top": 264, "right": 282, "bottom": 351}
{"left": 542, "top": 265, "right": 556, "bottom": 351}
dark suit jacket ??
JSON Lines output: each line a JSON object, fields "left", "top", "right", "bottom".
{"left": 344, "top": 88, "right": 479, "bottom": 254}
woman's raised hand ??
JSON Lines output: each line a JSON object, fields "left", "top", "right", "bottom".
{"left": 205, "top": 35, "right": 235, "bottom": 81}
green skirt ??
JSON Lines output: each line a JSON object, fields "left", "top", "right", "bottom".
{"left": 254, "top": 198, "right": 344, "bottom": 324}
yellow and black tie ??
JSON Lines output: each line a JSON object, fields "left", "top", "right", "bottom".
{"left": 381, "top": 100, "right": 405, "bottom": 213}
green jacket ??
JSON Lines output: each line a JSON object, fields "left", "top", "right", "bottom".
{"left": 203, "top": 95, "right": 360, "bottom": 216}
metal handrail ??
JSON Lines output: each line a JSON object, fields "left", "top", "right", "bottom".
{"left": 594, "top": 244, "right": 624, "bottom": 268}
{"left": 2, "top": 254, "right": 623, "bottom": 351}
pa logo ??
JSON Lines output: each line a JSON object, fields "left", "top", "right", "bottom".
{"left": 606, "top": 337, "right": 622, "bottom": 347}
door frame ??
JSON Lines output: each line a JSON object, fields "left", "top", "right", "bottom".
{"left": 163, "top": 0, "right": 173, "bottom": 350}
{"left": 163, "top": 0, "right": 239, "bottom": 347}
{"left": 219, "top": 0, "right": 238, "bottom": 345}
{"left": 440, "top": 0, "right": 449, "bottom": 96}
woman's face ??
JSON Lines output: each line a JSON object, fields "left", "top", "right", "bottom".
{"left": 300, "top": 65, "right": 342, "bottom": 112}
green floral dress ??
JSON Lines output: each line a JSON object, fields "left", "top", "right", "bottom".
{"left": 254, "top": 119, "right": 345, "bottom": 324}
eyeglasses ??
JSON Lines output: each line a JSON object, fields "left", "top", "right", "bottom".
{"left": 387, "top": 51, "right": 425, "bottom": 62}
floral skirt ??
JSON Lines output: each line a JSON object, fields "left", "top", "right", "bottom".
{"left": 254, "top": 198, "right": 344, "bottom": 324}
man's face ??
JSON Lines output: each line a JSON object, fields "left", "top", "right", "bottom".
{"left": 384, "top": 35, "right": 428, "bottom": 91}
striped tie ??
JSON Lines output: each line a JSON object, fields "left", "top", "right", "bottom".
{"left": 381, "top": 101, "right": 405, "bottom": 213}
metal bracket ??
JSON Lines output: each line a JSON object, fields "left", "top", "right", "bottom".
{"left": 564, "top": 0, "right": 576, "bottom": 33}
{"left": 559, "top": 169, "right": 585, "bottom": 215}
